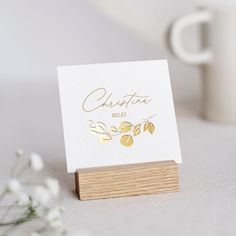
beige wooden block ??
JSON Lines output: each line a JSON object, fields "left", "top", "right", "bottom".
{"left": 75, "top": 160, "right": 179, "bottom": 200}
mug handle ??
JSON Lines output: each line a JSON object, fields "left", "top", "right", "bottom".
{"left": 170, "top": 11, "right": 212, "bottom": 65}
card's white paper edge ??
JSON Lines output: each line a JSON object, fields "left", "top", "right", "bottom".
{"left": 57, "top": 60, "right": 182, "bottom": 173}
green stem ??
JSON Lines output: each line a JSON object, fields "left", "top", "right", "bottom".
{"left": 0, "top": 206, "right": 36, "bottom": 227}
{"left": 0, "top": 221, "right": 17, "bottom": 227}
{"left": 0, "top": 215, "right": 33, "bottom": 227}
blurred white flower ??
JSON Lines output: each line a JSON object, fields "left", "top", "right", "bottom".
{"left": 33, "top": 186, "right": 50, "bottom": 205}
{"left": 17, "top": 192, "right": 30, "bottom": 205}
{"left": 49, "top": 219, "right": 64, "bottom": 232}
{"left": 29, "top": 153, "right": 43, "bottom": 171}
{"left": 7, "top": 178, "right": 21, "bottom": 194}
{"left": 45, "top": 177, "right": 60, "bottom": 197}
{"left": 45, "top": 207, "right": 62, "bottom": 222}
{"left": 15, "top": 148, "right": 24, "bottom": 157}
{"left": 30, "top": 232, "right": 40, "bottom": 236}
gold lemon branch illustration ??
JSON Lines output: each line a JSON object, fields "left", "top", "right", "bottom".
{"left": 87, "top": 115, "right": 156, "bottom": 147}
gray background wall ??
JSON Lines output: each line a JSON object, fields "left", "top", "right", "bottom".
{"left": 0, "top": 0, "right": 202, "bottom": 102}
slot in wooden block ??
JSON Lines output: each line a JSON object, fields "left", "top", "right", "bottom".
{"left": 75, "top": 160, "right": 179, "bottom": 200}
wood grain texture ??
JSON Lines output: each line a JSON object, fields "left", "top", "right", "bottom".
{"left": 75, "top": 160, "right": 179, "bottom": 200}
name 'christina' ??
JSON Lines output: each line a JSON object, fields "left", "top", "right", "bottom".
{"left": 82, "top": 88, "right": 152, "bottom": 112}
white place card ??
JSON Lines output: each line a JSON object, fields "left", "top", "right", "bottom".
{"left": 57, "top": 60, "right": 182, "bottom": 173}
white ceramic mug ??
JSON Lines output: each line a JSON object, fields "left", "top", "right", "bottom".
{"left": 170, "top": 6, "right": 236, "bottom": 123}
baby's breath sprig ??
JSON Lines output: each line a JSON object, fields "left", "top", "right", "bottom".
{"left": 0, "top": 150, "right": 66, "bottom": 236}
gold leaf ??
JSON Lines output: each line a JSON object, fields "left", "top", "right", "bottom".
{"left": 119, "top": 121, "right": 133, "bottom": 133}
{"left": 120, "top": 135, "right": 134, "bottom": 147}
{"left": 133, "top": 124, "right": 141, "bottom": 136}
{"left": 89, "top": 127, "right": 99, "bottom": 136}
{"left": 111, "top": 126, "right": 118, "bottom": 132}
{"left": 144, "top": 121, "right": 149, "bottom": 131}
{"left": 99, "top": 133, "right": 112, "bottom": 144}
{"left": 96, "top": 122, "right": 106, "bottom": 132}
{"left": 110, "top": 126, "right": 119, "bottom": 135}
{"left": 148, "top": 122, "right": 155, "bottom": 134}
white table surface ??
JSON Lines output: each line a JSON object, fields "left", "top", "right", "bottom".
{"left": 1, "top": 79, "right": 236, "bottom": 236}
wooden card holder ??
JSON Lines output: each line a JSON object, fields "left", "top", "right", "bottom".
{"left": 75, "top": 160, "right": 179, "bottom": 200}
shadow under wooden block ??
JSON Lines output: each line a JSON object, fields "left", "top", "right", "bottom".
{"left": 75, "top": 160, "right": 179, "bottom": 200}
